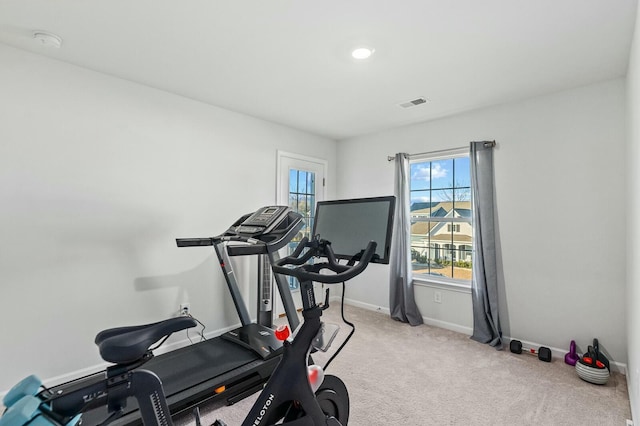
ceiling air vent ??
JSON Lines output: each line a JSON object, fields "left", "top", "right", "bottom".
{"left": 399, "top": 97, "right": 429, "bottom": 108}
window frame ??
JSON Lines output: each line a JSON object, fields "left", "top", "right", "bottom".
{"left": 409, "top": 147, "right": 472, "bottom": 290}
{"left": 276, "top": 151, "right": 327, "bottom": 293}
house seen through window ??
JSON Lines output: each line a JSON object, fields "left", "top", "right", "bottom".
{"left": 410, "top": 152, "right": 473, "bottom": 283}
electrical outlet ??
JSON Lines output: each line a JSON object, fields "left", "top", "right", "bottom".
{"left": 434, "top": 291, "right": 442, "bottom": 304}
{"left": 180, "top": 303, "right": 190, "bottom": 316}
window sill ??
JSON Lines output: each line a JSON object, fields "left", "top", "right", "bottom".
{"left": 413, "top": 276, "right": 472, "bottom": 294}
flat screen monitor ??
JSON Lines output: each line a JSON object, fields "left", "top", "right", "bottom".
{"left": 312, "top": 196, "right": 395, "bottom": 264}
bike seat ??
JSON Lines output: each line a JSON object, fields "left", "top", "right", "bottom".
{"left": 95, "top": 317, "right": 197, "bottom": 364}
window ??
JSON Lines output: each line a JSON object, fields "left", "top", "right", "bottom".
{"left": 409, "top": 149, "right": 473, "bottom": 283}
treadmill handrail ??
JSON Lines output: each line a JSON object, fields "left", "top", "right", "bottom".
{"left": 176, "top": 235, "right": 262, "bottom": 247}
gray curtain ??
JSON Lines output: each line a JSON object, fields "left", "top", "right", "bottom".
{"left": 469, "top": 141, "right": 502, "bottom": 348}
{"left": 389, "top": 153, "right": 423, "bottom": 326}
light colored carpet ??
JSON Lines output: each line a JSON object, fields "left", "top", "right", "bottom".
{"left": 176, "top": 304, "right": 631, "bottom": 425}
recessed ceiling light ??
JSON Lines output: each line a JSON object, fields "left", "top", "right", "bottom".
{"left": 33, "top": 31, "right": 62, "bottom": 48}
{"left": 351, "top": 47, "right": 374, "bottom": 60}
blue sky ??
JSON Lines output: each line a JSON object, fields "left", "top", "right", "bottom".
{"left": 410, "top": 157, "right": 471, "bottom": 204}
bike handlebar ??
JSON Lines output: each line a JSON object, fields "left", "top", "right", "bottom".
{"left": 272, "top": 237, "right": 377, "bottom": 284}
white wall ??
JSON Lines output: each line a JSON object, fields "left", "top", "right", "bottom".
{"left": 626, "top": 2, "right": 640, "bottom": 420}
{"left": 337, "top": 79, "right": 628, "bottom": 364}
{"left": 0, "top": 44, "right": 336, "bottom": 393}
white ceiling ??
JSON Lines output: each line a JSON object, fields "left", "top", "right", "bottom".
{"left": 0, "top": 1, "right": 637, "bottom": 140}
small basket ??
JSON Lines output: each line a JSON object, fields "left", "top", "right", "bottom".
{"left": 575, "top": 360, "right": 610, "bottom": 385}
{"left": 575, "top": 338, "right": 610, "bottom": 385}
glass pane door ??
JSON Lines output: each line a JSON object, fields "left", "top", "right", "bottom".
{"left": 287, "top": 168, "right": 317, "bottom": 289}
{"left": 277, "top": 152, "right": 326, "bottom": 293}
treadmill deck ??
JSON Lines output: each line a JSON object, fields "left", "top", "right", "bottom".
{"left": 79, "top": 336, "right": 281, "bottom": 425}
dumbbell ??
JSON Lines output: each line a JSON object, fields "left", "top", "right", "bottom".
{"left": 509, "top": 339, "right": 552, "bottom": 362}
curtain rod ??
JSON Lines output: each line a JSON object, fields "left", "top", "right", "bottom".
{"left": 386, "top": 140, "right": 495, "bottom": 161}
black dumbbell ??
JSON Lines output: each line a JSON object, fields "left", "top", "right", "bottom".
{"left": 509, "top": 339, "right": 552, "bottom": 362}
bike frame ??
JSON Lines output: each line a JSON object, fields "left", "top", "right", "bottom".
{"left": 243, "top": 281, "right": 336, "bottom": 426}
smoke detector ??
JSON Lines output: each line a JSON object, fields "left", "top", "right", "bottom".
{"left": 399, "top": 97, "right": 429, "bottom": 108}
{"left": 33, "top": 31, "right": 62, "bottom": 48}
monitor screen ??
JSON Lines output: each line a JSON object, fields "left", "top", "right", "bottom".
{"left": 312, "top": 196, "right": 395, "bottom": 264}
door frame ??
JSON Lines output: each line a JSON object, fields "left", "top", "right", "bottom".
{"left": 275, "top": 150, "right": 328, "bottom": 316}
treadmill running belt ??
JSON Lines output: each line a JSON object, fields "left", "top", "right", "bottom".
{"left": 147, "top": 337, "right": 259, "bottom": 395}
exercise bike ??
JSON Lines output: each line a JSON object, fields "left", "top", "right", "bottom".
{"left": 236, "top": 236, "right": 377, "bottom": 425}
{"left": 0, "top": 237, "right": 376, "bottom": 426}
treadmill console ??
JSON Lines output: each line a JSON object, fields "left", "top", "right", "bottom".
{"left": 177, "top": 205, "right": 303, "bottom": 255}
{"left": 235, "top": 205, "right": 290, "bottom": 235}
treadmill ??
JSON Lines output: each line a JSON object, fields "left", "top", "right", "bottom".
{"left": 78, "top": 206, "right": 304, "bottom": 425}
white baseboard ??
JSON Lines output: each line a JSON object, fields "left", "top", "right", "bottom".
{"left": 609, "top": 361, "right": 627, "bottom": 375}
{"left": 626, "top": 367, "right": 633, "bottom": 423}
{"left": 341, "top": 297, "right": 390, "bottom": 315}
{"left": 341, "top": 297, "right": 473, "bottom": 335}
{"left": 422, "top": 317, "right": 473, "bottom": 336}
{"left": 503, "top": 335, "right": 627, "bottom": 374}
